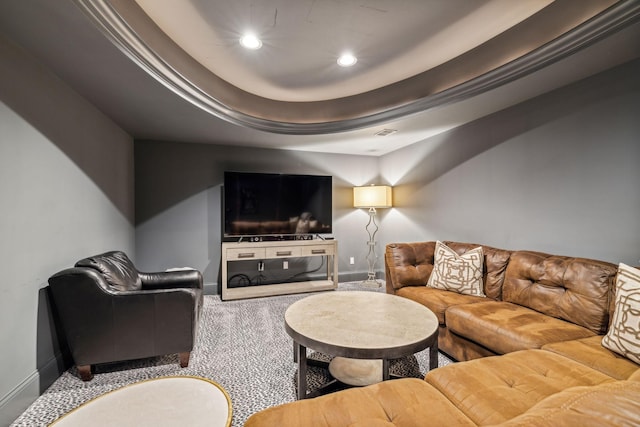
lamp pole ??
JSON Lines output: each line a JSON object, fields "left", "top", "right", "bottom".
{"left": 353, "top": 185, "right": 393, "bottom": 288}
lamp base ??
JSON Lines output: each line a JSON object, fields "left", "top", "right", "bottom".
{"left": 360, "top": 278, "right": 382, "bottom": 288}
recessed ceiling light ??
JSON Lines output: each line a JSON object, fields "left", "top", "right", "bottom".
{"left": 239, "top": 33, "right": 262, "bottom": 50}
{"left": 337, "top": 53, "right": 357, "bottom": 67}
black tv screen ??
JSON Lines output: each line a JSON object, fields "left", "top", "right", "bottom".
{"left": 224, "top": 172, "right": 332, "bottom": 238}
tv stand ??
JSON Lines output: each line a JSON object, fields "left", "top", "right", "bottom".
{"left": 221, "top": 239, "right": 338, "bottom": 300}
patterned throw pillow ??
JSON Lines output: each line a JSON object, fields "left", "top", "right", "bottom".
{"left": 602, "top": 263, "right": 640, "bottom": 364}
{"left": 427, "top": 241, "right": 485, "bottom": 297}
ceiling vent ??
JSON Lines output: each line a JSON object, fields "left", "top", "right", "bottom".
{"left": 375, "top": 128, "right": 398, "bottom": 136}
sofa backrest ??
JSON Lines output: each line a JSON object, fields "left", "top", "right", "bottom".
{"left": 503, "top": 251, "right": 617, "bottom": 334}
{"left": 75, "top": 251, "right": 142, "bottom": 291}
{"left": 385, "top": 241, "right": 511, "bottom": 300}
{"left": 385, "top": 241, "right": 436, "bottom": 290}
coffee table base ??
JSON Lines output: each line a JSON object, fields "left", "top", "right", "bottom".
{"left": 294, "top": 342, "right": 438, "bottom": 399}
{"left": 329, "top": 357, "right": 383, "bottom": 387}
{"left": 328, "top": 357, "right": 384, "bottom": 386}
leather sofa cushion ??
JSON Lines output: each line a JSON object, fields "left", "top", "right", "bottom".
{"left": 243, "top": 378, "right": 475, "bottom": 427}
{"left": 438, "top": 326, "right": 498, "bottom": 361}
{"left": 495, "top": 380, "right": 640, "bottom": 427}
{"left": 424, "top": 349, "right": 615, "bottom": 426}
{"left": 542, "top": 335, "right": 640, "bottom": 380}
{"left": 446, "top": 301, "right": 595, "bottom": 355}
{"left": 503, "top": 251, "right": 616, "bottom": 334}
{"left": 76, "top": 251, "right": 142, "bottom": 291}
{"left": 396, "top": 286, "right": 485, "bottom": 324}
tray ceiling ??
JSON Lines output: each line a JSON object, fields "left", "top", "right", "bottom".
{"left": 1, "top": 0, "right": 639, "bottom": 155}
{"left": 74, "top": 0, "right": 638, "bottom": 133}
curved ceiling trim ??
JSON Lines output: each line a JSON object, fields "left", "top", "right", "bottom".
{"left": 72, "top": 0, "right": 639, "bottom": 135}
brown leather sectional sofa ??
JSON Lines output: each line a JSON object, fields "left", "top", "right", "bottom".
{"left": 244, "top": 241, "right": 640, "bottom": 426}
{"left": 385, "top": 241, "right": 616, "bottom": 362}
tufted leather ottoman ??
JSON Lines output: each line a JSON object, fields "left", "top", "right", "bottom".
{"left": 244, "top": 378, "right": 474, "bottom": 427}
{"left": 423, "top": 349, "right": 614, "bottom": 425}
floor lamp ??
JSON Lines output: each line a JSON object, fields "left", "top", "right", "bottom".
{"left": 353, "top": 185, "right": 393, "bottom": 287}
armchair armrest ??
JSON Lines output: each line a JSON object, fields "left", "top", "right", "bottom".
{"left": 139, "top": 269, "right": 203, "bottom": 290}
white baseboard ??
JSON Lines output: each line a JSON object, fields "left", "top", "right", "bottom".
{"left": 0, "top": 370, "right": 39, "bottom": 426}
{"left": 203, "top": 282, "right": 218, "bottom": 295}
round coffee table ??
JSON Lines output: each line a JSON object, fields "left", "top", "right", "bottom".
{"left": 50, "top": 376, "right": 232, "bottom": 427}
{"left": 284, "top": 291, "right": 439, "bottom": 399}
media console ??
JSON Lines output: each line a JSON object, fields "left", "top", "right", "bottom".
{"left": 221, "top": 239, "right": 338, "bottom": 300}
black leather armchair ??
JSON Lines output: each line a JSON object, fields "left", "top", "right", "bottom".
{"left": 48, "top": 251, "right": 203, "bottom": 381}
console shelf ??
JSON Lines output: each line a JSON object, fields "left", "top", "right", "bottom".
{"left": 221, "top": 239, "right": 338, "bottom": 300}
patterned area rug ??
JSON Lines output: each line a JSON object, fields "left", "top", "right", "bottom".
{"left": 12, "top": 282, "right": 452, "bottom": 426}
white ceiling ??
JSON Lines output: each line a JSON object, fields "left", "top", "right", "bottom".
{"left": 0, "top": 0, "right": 639, "bottom": 156}
{"left": 134, "top": 0, "right": 553, "bottom": 101}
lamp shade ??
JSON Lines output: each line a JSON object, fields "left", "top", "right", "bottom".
{"left": 353, "top": 185, "right": 393, "bottom": 208}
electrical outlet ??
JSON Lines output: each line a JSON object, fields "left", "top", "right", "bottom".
{"left": 283, "top": 261, "right": 289, "bottom": 270}
{"left": 349, "top": 257, "right": 355, "bottom": 265}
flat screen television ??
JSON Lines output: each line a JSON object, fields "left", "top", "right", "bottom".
{"left": 223, "top": 172, "right": 332, "bottom": 239}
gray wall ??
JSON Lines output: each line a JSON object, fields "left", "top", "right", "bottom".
{"left": 134, "top": 142, "right": 380, "bottom": 291}
{"left": 135, "top": 60, "right": 640, "bottom": 299}
{"left": 0, "top": 37, "right": 135, "bottom": 424}
{"left": 379, "top": 59, "right": 640, "bottom": 265}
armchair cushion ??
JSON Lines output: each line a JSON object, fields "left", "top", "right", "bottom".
{"left": 76, "top": 251, "right": 141, "bottom": 291}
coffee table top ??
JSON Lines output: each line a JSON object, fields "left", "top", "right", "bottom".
{"left": 51, "top": 376, "right": 232, "bottom": 427}
{"left": 285, "top": 291, "right": 438, "bottom": 359}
